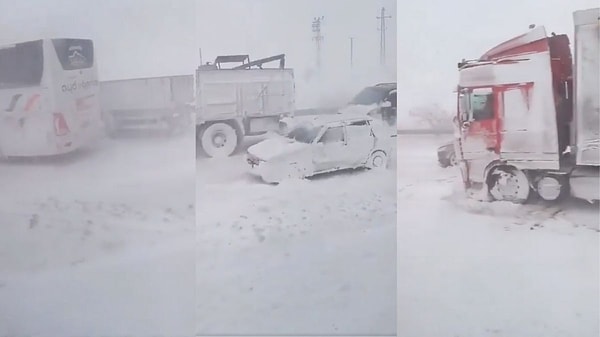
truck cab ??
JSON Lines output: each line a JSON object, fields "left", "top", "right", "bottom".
{"left": 455, "top": 9, "right": 599, "bottom": 203}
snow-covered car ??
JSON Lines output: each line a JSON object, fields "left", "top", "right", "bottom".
{"left": 437, "top": 142, "right": 457, "bottom": 168}
{"left": 246, "top": 115, "right": 393, "bottom": 183}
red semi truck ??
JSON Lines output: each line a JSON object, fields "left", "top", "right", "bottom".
{"left": 454, "top": 8, "right": 599, "bottom": 203}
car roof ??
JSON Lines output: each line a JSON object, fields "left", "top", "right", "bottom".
{"left": 288, "top": 113, "right": 373, "bottom": 127}
{"left": 373, "top": 82, "right": 397, "bottom": 90}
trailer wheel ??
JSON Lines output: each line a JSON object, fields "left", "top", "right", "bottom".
{"left": 200, "top": 122, "right": 238, "bottom": 158}
{"left": 488, "top": 166, "right": 530, "bottom": 204}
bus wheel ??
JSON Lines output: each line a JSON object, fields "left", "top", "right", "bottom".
{"left": 200, "top": 122, "right": 238, "bottom": 158}
{"left": 488, "top": 166, "right": 530, "bottom": 204}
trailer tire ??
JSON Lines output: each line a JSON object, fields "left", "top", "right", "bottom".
{"left": 200, "top": 122, "right": 239, "bottom": 158}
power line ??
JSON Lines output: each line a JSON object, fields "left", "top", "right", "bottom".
{"left": 377, "top": 7, "right": 392, "bottom": 66}
{"left": 349, "top": 37, "right": 354, "bottom": 69}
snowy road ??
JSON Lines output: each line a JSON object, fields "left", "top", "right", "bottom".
{"left": 0, "top": 131, "right": 196, "bottom": 336}
{"left": 196, "top": 136, "right": 397, "bottom": 335}
{"left": 397, "top": 135, "right": 599, "bottom": 337}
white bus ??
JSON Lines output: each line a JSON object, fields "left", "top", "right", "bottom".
{"left": 0, "top": 38, "right": 102, "bottom": 157}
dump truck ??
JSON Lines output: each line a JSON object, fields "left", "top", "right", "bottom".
{"left": 455, "top": 8, "right": 599, "bottom": 203}
{"left": 195, "top": 54, "right": 295, "bottom": 157}
{"left": 100, "top": 74, "right": 194, "bottom": 136}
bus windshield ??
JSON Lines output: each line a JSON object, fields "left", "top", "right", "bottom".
{"left": 0, "top": 40, "right": 44, "bottom": 89}
{"left": 52, "top": 39, "right": 94, "bottom": 70}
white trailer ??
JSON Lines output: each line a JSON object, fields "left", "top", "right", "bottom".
{"left": 100, "top": 74, "right": 194, "bottom": 135}
{"left": 195, "top": 54, "right": 295, "bottom": 157}
{"left": 568, "top": 8, "right": 600, "bottom": 201}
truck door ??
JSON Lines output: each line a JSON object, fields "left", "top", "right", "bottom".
{"left": 457, "top": 87, "right": 499, "bottom": 183}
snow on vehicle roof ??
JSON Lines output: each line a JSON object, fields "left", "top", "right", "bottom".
{"left": 286, "top": 113, "right": 373, "bottom": 127}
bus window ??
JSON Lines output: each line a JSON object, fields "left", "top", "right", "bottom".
{"left": 52, "top": 39, "right": 94, "bottom": 70}
{"left": 0, "top": 40, "right": 44, "bottom": 89}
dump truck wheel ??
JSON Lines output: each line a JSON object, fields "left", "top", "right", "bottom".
{"left": 200, "top": 122, "right": 238, "bottom": 158}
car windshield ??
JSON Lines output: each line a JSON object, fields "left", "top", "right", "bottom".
{"left": 349, "top": 86, "right": 389, "bottom": 105}
{"left": 286, "top": 125, "right": 321, "bottom": 144}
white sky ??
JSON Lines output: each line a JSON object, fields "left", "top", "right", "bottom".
{"left": 398, "top": 0, "right": 599, "bottom": 111}
{"left": 0, "top": 0, "right": 596, "bottom": 109}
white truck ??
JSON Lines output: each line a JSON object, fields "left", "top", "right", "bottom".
{"left": 195, "top": 54, "right": 295, "bottom": 157}
{"left": 99, "top": 75, "right": 194, "bottom": 136}
{"left": 455, "top": 8, "right": 599, "bottom": 203}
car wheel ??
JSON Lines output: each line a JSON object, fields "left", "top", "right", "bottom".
{"left": 200, "top": 122, "right": 238, "bottom": 158}
{"left": 448, "top": 152, "right": 458, "bottom": 166}
{"left": 367, "top": 151, "right": 388, "bottom": 170}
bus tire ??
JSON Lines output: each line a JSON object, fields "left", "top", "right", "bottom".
{"left": 199, "top": 122, "right": 239, "bottom": 158}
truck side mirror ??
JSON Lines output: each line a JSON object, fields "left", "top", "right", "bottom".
{"left": 381, "top": 101, "right": 392, "bottom": 108}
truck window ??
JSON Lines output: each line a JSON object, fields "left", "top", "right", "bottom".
{"left": 470, "top": 93, "right": 494, "bottom": 121}
{"left": 0, "top": 40, "right": 44, "bottom": 89}
{"left": 52, "top": 39, "right": 94, "bottom": 70}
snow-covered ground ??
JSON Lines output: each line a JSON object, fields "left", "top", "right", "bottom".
{"left": 397, "top": 134, "right": 599, "bottom": 337}
{"left": 0, "top": 130, "right": 196, "bottom": 336}
{"left": 196, "top": 135, "right": 397, "bottom": 335}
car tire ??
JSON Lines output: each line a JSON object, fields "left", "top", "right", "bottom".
{"left": 448, "top": 152, "right": 457, "bottom": 166}
{"left": 367, "top": 151, "right": 388, "bottom": 170}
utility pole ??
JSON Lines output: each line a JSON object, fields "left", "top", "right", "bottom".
{"left": 377, "top": 7, "right": 392, "bottom": 66}
{"left": 199, "top": 48, "right": 203, "bottom": 65}
{"left": 349, "top": 37, "right": 354, "bottom": 69}
{"left": 312, "top": 16, "right": 324, "bottom": 70}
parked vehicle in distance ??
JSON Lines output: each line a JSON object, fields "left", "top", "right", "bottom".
{"left": 0, "top": 38, "right": 102, "bottom": 157}
{"left": 437, "top": 142, "right": 457, "bottom": 168}
{"left": 339, "top": 82, "right": 397, "bottom": 127}
{"left": 99, "top": 75, "right": 194, "bottom": 136}
{"left": 246, "top": 114, "right": 393, "bottom": 184}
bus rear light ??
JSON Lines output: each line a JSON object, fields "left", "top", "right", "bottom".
{"left": 53, "top": 113, "right": 70, "bottom": 136}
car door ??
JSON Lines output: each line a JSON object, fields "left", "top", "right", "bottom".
{"left": 345, "top": 120, "right": 376, "bottom": 166}
{"left": 312, "top": 125, "right": 348, "bottom": 172}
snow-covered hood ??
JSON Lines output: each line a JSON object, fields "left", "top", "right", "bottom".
{"left": 337, "top": 103, "right": 378, "bottom": 116}
{"left": 247, "top": 136, "right": 310, "bottom": 161}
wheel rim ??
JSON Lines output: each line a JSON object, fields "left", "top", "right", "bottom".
{"left": 489, "top": 168, "right": 530, "bottom": 202}
{"left": 212, "top": 133, "right": 226, "bottom": 148}
{"left": 201, "top": 123, "right": 238, "bottom": 158}
{"left": 370, "top": 153, "right": 387, "bottom": 169}
{"left": 449, "top": 153, "right": 457, "bottom": 166}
